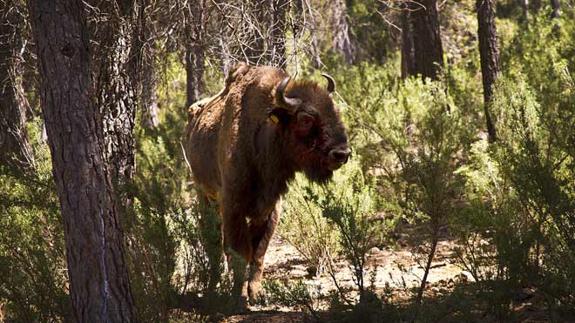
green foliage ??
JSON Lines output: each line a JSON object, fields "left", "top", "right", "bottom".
{"left": 494, "top": 73, "right": 575, "bottom": 300}
{"left": 280, "top": 174, "right": 341, "bottom": 277}
{"left": 3, "top": 5, "right": 575, "bottom": 322}
{"left": 263, "top": 279, "right": 316, "bottom": 311}
{"left": 0, "top": 120, "right": 69, "bottom": 322}
{"left": 320, "top": 161, "right": 381, "bottom": 298}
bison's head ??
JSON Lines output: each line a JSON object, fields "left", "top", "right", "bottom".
{"left": 271, "top": 74, "right": 350, "bottom": 183}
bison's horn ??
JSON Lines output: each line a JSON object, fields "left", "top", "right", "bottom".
{"left": 322, "top": 73, "right": 336, "bottom": 93}
{"left": 276, "top": 76, "right": 302, "bottom": 110}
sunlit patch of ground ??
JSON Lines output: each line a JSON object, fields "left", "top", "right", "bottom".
{"left": 219, "top": 234, "right": 571, "bottom": 323}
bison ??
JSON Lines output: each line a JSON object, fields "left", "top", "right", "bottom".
{"left": 183, "top": 63, "right": 350, "bottom": 307}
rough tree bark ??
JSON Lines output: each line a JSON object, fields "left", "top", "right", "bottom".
{"left": 411, "top": 0, "right": 444, "bottom": 80}
{"left": 0, "top": 1, "right": 34, "bottom": 169}
{"left": 477, "top": 0, "right": 499, "bottom": 142}
{"left": 28, "top": 0, "right": 137, "bottom": 321}
{"left": 400, "top": 8, "right": 415, "bottom": 79}
{"left": 331, "top": 0, "right": 355, "bottom": 64}
{"left": 185, "top": 0, "right": 205, "bottom": 107}
{"left": 90, "top": 1, "right": 138, "bottom": 186}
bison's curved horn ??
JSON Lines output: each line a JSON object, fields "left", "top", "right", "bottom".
{"left": 321, "top": 73, "right": 336, "bottom": 93}
{"left": 276, "top": 77, "right": 302, "bottom": 110}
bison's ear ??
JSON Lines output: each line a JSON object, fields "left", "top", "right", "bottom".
{"left": 268, "top": 107, "right": 292, "bottom": 125}
{"left": 276, "top": 77, "right": 302, "bottom": 113}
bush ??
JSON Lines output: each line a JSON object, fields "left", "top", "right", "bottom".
{"left": 0, "top": 120, "right": 69, "bottom": 322}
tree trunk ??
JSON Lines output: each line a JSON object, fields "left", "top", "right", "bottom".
{"left": 185, "top": 0, "right": 205, "bottom": 107}
{"left": 477, "top": 0, "right": 499, "bottom": 142}
{"left": 133, "top": 0, "right": 159, "bottom": 129}
{"left": 90, "top": 3, "right": 137, "bottom": 187}
{"left": 411, "top": 0, "right": 444, "bottom": 80}
{"left": 331, "top": 0, "right": 355, "bottom": 64}
{"left": 550, "top": 0, "right": 560, "bottom": 18}
{"left": 401, "top": 9, "right": 415, "bottom": 79}
{"left": 0, "top": 2, "right": 34, "bottom": 169}
{"left": 270, "top": 0, "right": 288, "bottom": 67}
{"left": 520, "top": 0, "right": 529, "bottom": 23}
{"left": 28, "top": 0, "right": 137, "bottom": 322}
{"left": 140, "top": 47, "right": 159, "bottom": 128}
{"left": 243, "top": 0, "right": 288, "bottom": 66}
{"left": 293, "top": 0, "right": 323, "bottom": 68}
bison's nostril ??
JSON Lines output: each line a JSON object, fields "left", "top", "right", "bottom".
{"left": 329, "top": 148, "right": 351, "bottom": 164}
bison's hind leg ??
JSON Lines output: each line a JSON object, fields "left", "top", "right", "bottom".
{"left": 247, "top": 202, "right": 281, "bottom": 302}
{"left": 221, "top": 207, "right": 254, "bottom": 310}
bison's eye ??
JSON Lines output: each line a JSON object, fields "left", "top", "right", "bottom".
{"left": 296, "top": 112, "right": 315, "bottom": 135}
{"left": 297, "top": 113, "right": 314, "bottom": 128}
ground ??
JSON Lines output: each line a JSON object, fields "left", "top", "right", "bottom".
{"left": 220, "top": 233, "right": 469, "bottom": 322}
{"left": 216, "top": 232, "right": 564, "bottom": 323}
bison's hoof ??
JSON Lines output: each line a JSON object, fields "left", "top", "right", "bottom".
{"left": 248, "top": 280, "right": 263, "bottom": 303}
{"left": 234, "top": 295, "right": 249, "bottom": 313}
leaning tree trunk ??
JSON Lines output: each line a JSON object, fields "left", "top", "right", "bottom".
{"left": 0, "top": 1, "right": 34, "bottom": 169}
{"left": 28, "top": 0, "right": 137, "bottom": 321}
{"left": 411, "top": 0, "right": 444, "bottom": 80}
{"left": 400, "top": 8, "right": 416, "bottom": 79}
{"left": 185, "top": 0, "right": 205, "bottom": 107}
{"left": 331, "top": 0, "right": 355, "bottom": 64}
{"left": 477, "top": 0, "right": 499, "bottom": 142}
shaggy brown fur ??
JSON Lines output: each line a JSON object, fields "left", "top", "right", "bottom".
{"left": 183, "top": 63, "right": 349, "bottom": 304}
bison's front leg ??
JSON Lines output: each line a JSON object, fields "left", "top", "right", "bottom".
{"left": 248, "top": 200, "right": 281, "bottom": 302}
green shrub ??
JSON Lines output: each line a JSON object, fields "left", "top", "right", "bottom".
{"left": 0, "top": 120, "right": 69, "bottom": 322}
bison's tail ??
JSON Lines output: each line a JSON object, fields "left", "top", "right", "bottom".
{"left": 187, "top": 95, "right": 217, "bottom": 122}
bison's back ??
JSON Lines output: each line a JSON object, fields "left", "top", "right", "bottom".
{"left": 184, "top": 94, "right": 226, "bottom": 199}
{"left": 184, "top": 64, "right": 288, "bottom": 201}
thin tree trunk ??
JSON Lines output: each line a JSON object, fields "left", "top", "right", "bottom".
{"left": 270, "top": 0, "right": 288, "bottom": 67}
{"left": 293, "top": 0, "right": 321, "bottom": 69}
{"left": 28, "top": 0, "right": 137, "bottom": 321}
{"left": 186, "top": 44, "right": 205, "bottom": 107}
{"left": 401, "top": 8, "right": 415, "bottom": 79}
{"left": 133, "top": 0, "right": 159, "bottom": 129}
{"left": 520, "top": 0, "right": 529, "bottom": 23}
{"left": 411, "top": 0, "right": 444, "bottom": 80}
{"left": 0, "top": 2, "right": 34, "bottom": 169}
{"left": 185, "top": 0, "right": 205, "bottom": 107}
{"left": 331, "top": 0, "right": 355, "bottom": 64}
{"left": 550, "top": 0, "right": 560, "bottom": 18}
{"left": 477, "top": 0, "right": 499, "bottom": 142}
{"left": 412, "top": 234, "right": 439, "bottom": 322}
{"left": 140, "top": 47, "right": 159, "bottom": 128}
{"left": 243, "top": 0, "right": 288, "bottom": 66}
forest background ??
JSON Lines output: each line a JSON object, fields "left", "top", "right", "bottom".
{"left": 1, "top": 0, "right": 574, "bottom": 322}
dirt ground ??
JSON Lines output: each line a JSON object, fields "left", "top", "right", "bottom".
{"left": 217, "top": 233, "right": 568, "bottom": 323}
{"left": 220, "top": 234, "right": 472, "bottom": 323}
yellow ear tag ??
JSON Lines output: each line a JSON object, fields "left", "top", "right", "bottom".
{"left": 269, "top": 114, "right": 279, "bottom": 124}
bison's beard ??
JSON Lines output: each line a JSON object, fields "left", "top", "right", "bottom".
{"left": 302, "top": 159, "right": 334, "bottom": 184}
